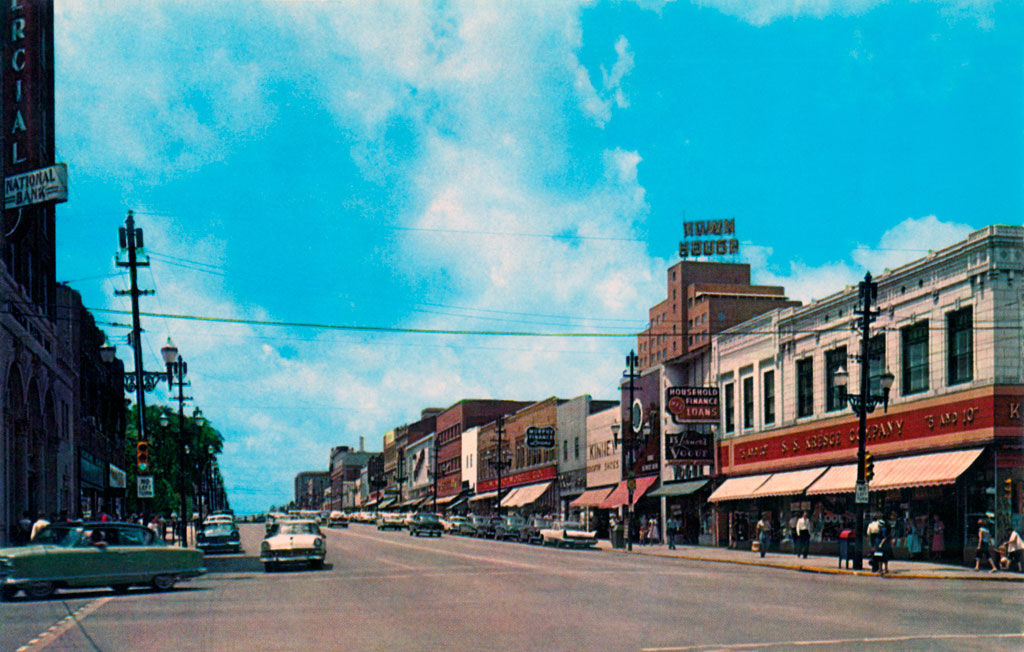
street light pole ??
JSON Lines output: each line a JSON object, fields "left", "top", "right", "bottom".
{"left": 611, "top": 351, "right": 640, "bottom": 552}
{"left": 834, "top": 272, "right": 894, "bottom": 571}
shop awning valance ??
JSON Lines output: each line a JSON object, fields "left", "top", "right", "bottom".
{"left": 647, "top": 479, "right": 709, "bottom": 498}
{"left": 598, "top": 476, "right": 658, "bottom": 509}
{"left": 499, "top": 487, "right": 523, "bottom": 507}
{"left": 750, "top": 467, "right": 828, "bottom": 498}
{"left": 569, "top": 487, "right": 614, "bottom": 508}
{"left": 506, "top": 482, "right": 552, "bottom": 508}
{"left": 806, "top": 448, "right": 985, "bottom": 495}
{"left": 706, "top": 473, "right": 771, "bottom": 502}
{"left": 377, "top": 497, "right": 396, "bottom": 509}
{"left": 434, "top": 494, "right": 460, "bottom": 506}
{"left": 469, "top": 489, "right": 507, "bottom": 503}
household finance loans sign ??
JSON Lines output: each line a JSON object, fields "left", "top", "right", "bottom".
{"left": 4, "top": 163, "right": 67, "bottom": 210}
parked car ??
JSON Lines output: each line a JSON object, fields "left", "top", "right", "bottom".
{"left": 327, "top": 511, "right": 349, "bottom": 528}
{"left": 0, "top": 522, "right": 206, "bottom": 600}
{"left": 467, "top": 515, "right": 492, "bottom": 537}
{"left": 539, "top": 521, "right": 598, "bottom": 548}
{"left": 260, "top": 520, "right": 326, "bottom": 572}
{"left": 407, "top": 513, "right": 443, "bottom": 537}
{"left": 447, "top": 516, "right": 470, "bottom": 534}
{"left": 196, "top": 522, "right": 242, "bottom": 554}
{"left": 493, "top": 515, "right": 526, "bottom": 541}
{"left": 519, "top": 517, "right": 556, "bottom": 545}
{"left": 376, "top": 512, "right": 405, "bottom": 531}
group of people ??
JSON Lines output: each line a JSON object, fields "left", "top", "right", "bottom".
{"left": 973, "top": 519, "right": 1024, "bottom": 573}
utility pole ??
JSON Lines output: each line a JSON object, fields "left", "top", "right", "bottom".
{"left": 495, "top": 415, "right": 509, "bottom": 518}
{"left": 115, "top": 211, "right": 154, "bottom": 519}
{"left": 853, "top": 274, "right": 877, "bottom": 571}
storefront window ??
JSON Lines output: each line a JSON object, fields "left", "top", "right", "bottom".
{"left": 947, "top": 307, "right": 972, "bottom": 386}
{"left": 902, "top": 321, "right": 929, "bottom": 395}
{"left": 797, "top": 357, "right": 814, "bottom": 417}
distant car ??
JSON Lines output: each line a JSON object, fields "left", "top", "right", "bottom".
{"left": 197, "top": 523, "right": 242, "bottom": 554}
{"left": 328, "top": 511, "right": 349, "bottom": 528}
{"left": 519, "top": 517, "right": 555, "bottom": 545}
{"left": 539, "top": 521, "right": 597, "bottom": 548}
{"left": 203, "top": 514, "right": 234, "bottom": 527}
{"left": 478, "top": 516, "right": 503, "bottom": 539}
{"left": 260, "top": 520, "right": 326, "bottom": 572}
{"left": 447, "top": 516, "right": 470, "bottom": 534}
{"left": 0, "top": 522, "right": 205, "bottom": 600}
{"left": 466, "top": 515, "right": 492, "bottom": 537}
{"left": 407, "top": 513, "right": 443, "bottom": 537}
{"left": 493, "top": 516, "right": 526, "bottom": 541}
{"left": 376, "top": 513, "right": 405, "bottom": 531}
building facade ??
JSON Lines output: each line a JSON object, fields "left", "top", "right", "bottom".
{"left": 709, "top": 225, "right": 1024, "bottom": 560}
{"left": 294, "top": 471, "right": 330, "bottom": 511}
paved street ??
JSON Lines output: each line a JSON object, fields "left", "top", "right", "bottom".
{"left": 2, "top": 523, "right": 1022, "bottom": 652}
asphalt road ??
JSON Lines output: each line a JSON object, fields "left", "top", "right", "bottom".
{"left": 2, "top": 523, "right": 1022, "bottom": 652}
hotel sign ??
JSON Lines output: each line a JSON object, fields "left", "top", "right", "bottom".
{"left": 679, "top": 219, "right": 739, "bottom": 258}
{"left": 4, "top": 163, "right": 66, "bottom": 209}
{"left": 666, "top": 386, "right": 720, "bottom": 423}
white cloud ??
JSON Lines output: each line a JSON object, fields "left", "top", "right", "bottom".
{"left": 571, "top": 35, "right": 635, "bottom": 127}
{"left": 684, "top": 0, "right": 994, "bottom": 27}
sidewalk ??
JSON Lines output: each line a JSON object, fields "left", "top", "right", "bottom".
{"left": 596, "top": 540, "right": 1024, "bottom": 581}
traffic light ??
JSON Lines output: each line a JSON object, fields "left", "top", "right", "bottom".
{"left": 863, "top": 452, "right": 875, "bottom": 483}
{"left": 1005, "top": 478, "right": 1014, "bottom": 503}
{"left": 136, "top": 440, "right": 150, "bottom": 473}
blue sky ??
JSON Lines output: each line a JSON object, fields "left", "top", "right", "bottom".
{"left": 53, "top": 0, "right": 1022, "bottom": 514}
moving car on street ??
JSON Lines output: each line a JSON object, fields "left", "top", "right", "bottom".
{"left": 328, "top": 511, "right": 349, "bottom": 528}
{"left": 407, "top": 513, "right": 443, "bottom": 537}
{"left": 0, "top": 522, "right": 206, "bottom": 600}
{"left": 376, "top": 512, "right": 405, "bottom": 531}
{"left": 260, "top": 520, "right": 326, "bottom": 572}
{"left": 196, "top": 522, "right": 242, "bottom": 554}
{"left": 539, "top": 521, "right": 597, "bottom": 548}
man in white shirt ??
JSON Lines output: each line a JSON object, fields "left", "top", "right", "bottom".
{"left": 795, "top": 511, "right": 811, "bottom": 559}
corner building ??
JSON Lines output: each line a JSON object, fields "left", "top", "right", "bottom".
{"left": 709, "top": 225, "right": 1024, "bottom": 562}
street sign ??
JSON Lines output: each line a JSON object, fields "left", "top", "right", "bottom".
{"left": 525, "top": 426, "right": 556, "bottom": 448}
{"left": 137, "top": 475, "right": 154, "bottom": 499}
{"left": 855, "top": 482, "right": 869, "bottom": 504}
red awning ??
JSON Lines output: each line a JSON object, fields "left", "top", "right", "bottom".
{"left": 569, "top": 487, "right": 613, "bottom": 508}
{"left": 598, "top": 476, "right": 658, "bottom": 509}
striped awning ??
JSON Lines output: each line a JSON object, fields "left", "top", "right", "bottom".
{"left": 499, "top": 487, "right": 522, "bottom": 507}
{"left": 807, "top": 448, "right": 985, "bottom": 495}
{"left": 598, "top": 476, "right": 658, "bottom": 509}
{"left": 750, "top": 467, "right": 828, "bottom": 498}
{"left": 506, "top": 482, "right": 551, "bottom": 508}
{"left": 707, "top": 473, "right": 772, "bottom": 502}
{"left": 569, "top": 487, "right": 614, "bottom": 508}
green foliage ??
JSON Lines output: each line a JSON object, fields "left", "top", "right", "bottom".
{"left": 124, "top": 402, "right": 225, "bottom": 517}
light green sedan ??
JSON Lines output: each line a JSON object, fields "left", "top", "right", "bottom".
{"left": 1, "top": 522, "right": 205, "bottom": 600}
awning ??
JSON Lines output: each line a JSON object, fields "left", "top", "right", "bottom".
{"left": 751, "top": 467, "right": 828, "bottom": 498}
{"left": 434, "top": 494, "right": 460, "bottom": 506}
{"left": 469, "top": 490, "right": 499, "bottom": 502}
{"left": 647, "top": 479, "right": 709, "bottom": 498}
{"left": 598, "top": 476, "right": 658, "bottom": 509}
{"left": 806, "top": 448, "right": 985, "bottom": 495}
{"left": 377, "top": 497, "right": 396, "bottom": 509}
{"left": 707, "top": 473, "right": 772, "bottom": 502}
{"left": 569, "top": 487, "right": 614, "bottom": 508}
{"left": 506, "top": 482, "right": 552, "bottom": 508}
{"left": 499, "top": 487, "right": 523, "bottom": 507}
{"left": 446, "top": 496, "right": 469, "bottom": 510}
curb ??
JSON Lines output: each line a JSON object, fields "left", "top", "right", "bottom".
{"left": 602, "top": 547, "right": 1024, "bottom": 582}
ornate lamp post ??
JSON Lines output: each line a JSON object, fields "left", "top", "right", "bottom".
{"left": 832, "top": 271, "right": 895, "bottom": 570}
{"left": 610, "top": 350, "right": 649, "bottom": 552}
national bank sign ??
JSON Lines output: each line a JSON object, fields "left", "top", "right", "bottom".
{"left": 5, "top": 163, "right": 66, "bottom": 209}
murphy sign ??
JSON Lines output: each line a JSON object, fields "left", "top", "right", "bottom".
{"left": 5, "top": 163, "right": 67, "bottom": 210}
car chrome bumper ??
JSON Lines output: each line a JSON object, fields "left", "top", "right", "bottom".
{"left": 260, "top": 551, "right": 325, "bottom": 563}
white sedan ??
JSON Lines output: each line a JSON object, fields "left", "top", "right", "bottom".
{"left": 260, "top": 520, "right": 326, "bottom": 572}
{"left": 539, "top": 521, "right": 598, "bottom": 548}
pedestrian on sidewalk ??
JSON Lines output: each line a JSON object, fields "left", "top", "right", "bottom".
{"left": 974, "top": 519, "right": 998, "bottom": 572}
{"left": 930, "top": 515, "right": 945, "bottom": 560}
{"left": 666, "top": 516, "right": 679, "bottom": 550}
{"left": 795, "top": 511, "right": 810, "bottom": 559}
{"left": 755, "top": 512, "right": 772, "bottom": 558}
{"left": 876, "top": 519, "right": 892, "bottom": 574}
{"left": 1004, "top": 527, "right": 1023, "bottom": 573}
{"left": 906, "top": 518, "right": 923, "bottom": 561}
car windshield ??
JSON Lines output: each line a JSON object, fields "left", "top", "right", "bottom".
{"left": 279, "top": 523, "right": 317, "bottom": 535}
{"left": 562, "top": 522, "right": 584, "bottom": 530}
{"left": 31, "top": 525, "right": 81, "bottom": 547}
{"left": 204, "top": 525, "right": 235, "bottom": 536}
{"left": 416, "top": 514, "right": 439, "bottom": 522}
{"left": 533, "top": 519, "right": 554, "bottom": 528}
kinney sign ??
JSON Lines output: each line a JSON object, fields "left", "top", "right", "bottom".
{"left": 666, "top": 386, "right": 720, "bottom": 423}
{"left": 4, "top": 163, "right": 67, "bottom": 210}
{"left": 665, "top": 430, "right": 713, "bottom": 464}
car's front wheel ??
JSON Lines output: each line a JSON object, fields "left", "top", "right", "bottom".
{"left": 310, "top": 559, "right": 323, "bottom": 570}
{"left": 25, "top": 581, "right": 55, "bottom": 599}
{"left": 151, "top": 575, "right": 176, "bottom": 591}
{"left": 264, "top": 562, "right": 276, "bottom": 573}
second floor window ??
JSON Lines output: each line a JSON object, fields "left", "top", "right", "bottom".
{"left": 724, "top": 382, "right": 735, "bottom": 433}
{"left": 742, "top": 376, "right": 754, "bottom": 429}
{"left": 797, "top": 357, "right": 814, "bottom": 418}
{"left": 825, "top": 346, "right": 847, "bottom": 412}
{"left": 867, "top": 334, "right": 887, "bottom": 397}
{"left": 763, "top": 370, "right": 775, "bottom": 425}
{"left": 947, "top": 307, "right": 973, "bottom": 386}
{"left": 902, "top": 321, "right": 929, "bottom": 395}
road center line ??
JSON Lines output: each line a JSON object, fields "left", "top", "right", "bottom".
{"left": 15, "top": 597, "right": 111, "bottom": 652}
{"left": 641, "top": 631, "right": 1024, "bottom": 651}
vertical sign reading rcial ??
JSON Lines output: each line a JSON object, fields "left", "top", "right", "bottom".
{"left": 3, "top": 0, "right": 58, "bottom": 215}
